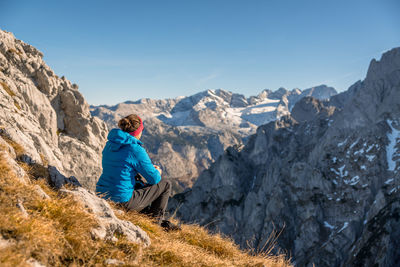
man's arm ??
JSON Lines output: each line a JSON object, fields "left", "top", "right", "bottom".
{"left": 133, "top": 147, "right": 161, "bottom": 185}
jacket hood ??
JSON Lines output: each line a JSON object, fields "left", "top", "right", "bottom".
{"left": 107, "top": 128, "right": 142, "bottom": 150}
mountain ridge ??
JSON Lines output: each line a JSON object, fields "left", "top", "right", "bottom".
{"left": 91, "top": 85, "right": 337, "bottom": 192}
{"left": 170, "top": 47, "right": 400, "bottom": 266}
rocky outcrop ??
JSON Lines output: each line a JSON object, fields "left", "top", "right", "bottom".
{"left": 61, "top": 187, "right": 150, "bottom": 246}
{"left": 0, "top": 133, "right": 150, "bottom": 248}
{"left": 291, "top": 96, "right": 336, "bottom": 123}
{"left": 0, "top": 29, "right": 107, "bottom": 190}
{"left": 91, "top": 86, "right": 337, "bottom": 192}
{"left": 171, "top": 48, "right": 400, "bottom": 266}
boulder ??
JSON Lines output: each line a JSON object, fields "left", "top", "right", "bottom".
{"left": 60, "top": 187, "right": 150, "bottom": 247}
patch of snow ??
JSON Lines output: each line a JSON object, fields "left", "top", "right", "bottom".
{"left": 385, "top": 178, "right": 394, "bottom": 185}
{"left": 332, "top": 157, "right": 337, "bottom": 163}
{"left": 336, "top": 198, "right": 341, "bottom": 202}
{"left": 344, "top": 176, "right": 360, "bottom": 186}
{"left": 332, "top": 180, "right": 338, "bottom": 185}
{"left": 354, "top": 148, "right": 364, "bottom": 155}
{"left": 155, "top": 112, "right": 172, "bottom": 118}
{"left": 389, "top": 187, "right": 398, "bottom": 194}
{"left": 360, "top": 165, "right": 366, "bottom": 170}
{"left": 350, "top": 139, "right": 359, "bottom": 149}
{"left": 366, "top": 144, "right": 375, "bottom": 153}
{"left": 330, "top": 168, "right": 340, "bottom": 176}
{"left": 224, "top": 107, "right": 246, "bottom": 125}
{"left": 338, "top": 165, "right": 348, "bottom": 177}
{"left": 162, "top": 110, "right": 192, "bottom": 126}
{"left": 386, "top": 119, "right": 400, "bottom": 171}
{"left": 366, "top": 155, "right": 375, "bottom": 162}
{"left": 338, "top": 222, "right": 349, "bottom": 233}
{"left": 338, "top": 138, "right": 348, "bottom": 147}
{"left": 240, "top": 99, "right": 281, "bottom": 125}
{"left": 250, "top": 175, "right": 256, "bottom": 190}
{"left": 324, "top": 221, "right": 335, "bottom": 230}
{"left": 363, "top": 219, "right": 367, "bottom": 225}
{"left": 328, "top": 197, "right": 333, "bottom": 200}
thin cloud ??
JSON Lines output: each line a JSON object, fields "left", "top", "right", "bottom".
{"left": 195, "top": 71, "right": 220, "bottom": 87}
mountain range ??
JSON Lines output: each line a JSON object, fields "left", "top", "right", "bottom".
{"left": 91, "top": 85, "right": 337, "bottom": 192}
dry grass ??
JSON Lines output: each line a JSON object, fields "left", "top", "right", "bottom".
{"left": 117, "top": 210, "right": 291, "bottom": 267}
{"left": 0, "top": 81, "right": 15, "bottom": 97}
{"left": 0, "top": 135, "right": 49, "bottom": 180}
{"left": 56, "top": 128, "right": 67, "bottom": 136}
{"left": 0, "top": 143, "right": 292, "bottom": 267}
{"left": 0, "top": 132, "right": 25, "bottom": 158}
{"left": 0, "top": 81, "right": 21, "bottom": 110}
{"left": 14, "top": 101, "right": 21, "bottom": 110}
{"left": 0, "top": 147, "right": 101, "bottom": 266}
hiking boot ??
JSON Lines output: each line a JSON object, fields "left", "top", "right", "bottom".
{"left": 160, "top": 220, "right": 181, "bottom": 231}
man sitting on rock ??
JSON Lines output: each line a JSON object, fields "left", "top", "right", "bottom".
{"left": 96, "top": 114, "right": 180, "bottom": 231}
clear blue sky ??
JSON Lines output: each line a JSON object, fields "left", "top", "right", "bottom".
{"left": 1, "top": 0, "right": 399, "bottom": 105}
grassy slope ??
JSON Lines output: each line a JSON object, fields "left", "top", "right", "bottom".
{"left": 0, "top": 140, "right": 291, "bottom": 267}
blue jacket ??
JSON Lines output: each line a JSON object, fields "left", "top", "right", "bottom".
{"left": 96, "top": 128, "right": 161, "bottom": 203}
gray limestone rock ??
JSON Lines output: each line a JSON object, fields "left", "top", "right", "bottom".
{"left": 26, "top": 258, "right": 46, "bottom": 267}
{"left": 291, "top": 97, "right": 336, "bottom": 123}
{"left": 104, "top": 259, "right": 125, "bottom": 265}
{"left": 33, "top": 185, "right": 50, "bottom": 200}
{"left": 171, "top": 47, "right": 400, "bottom": 266}
{"left": 0, "top": 235, "right": 15, "bottom": 250}
{"left": 60, "top": 187, "right": 150, "bottom": 247}
{"left": 16, "top": 200, "right": 29, "bottom": 219}
{"left": 48, "top": 165, "right": 81, "bottom": 189}
{"left": 0, "top": 29, "right": 107, "bottom": 191}
{"left": 0, "top": 137, "right": 29, "bottom": 184}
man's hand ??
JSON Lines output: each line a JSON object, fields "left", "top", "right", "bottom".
{"left": 154, "top": 165, "right": 162, "bottom": 176}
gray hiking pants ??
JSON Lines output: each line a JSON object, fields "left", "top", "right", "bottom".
{"left": 124, "top": 179, "right": 171, "bottom": 222}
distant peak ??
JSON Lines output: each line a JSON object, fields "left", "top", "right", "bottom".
{"left": 366, "top": 47, "right": 400, "bottom": 82}
{"left": 277, "top": 87, "right": 288, "bottom": 92}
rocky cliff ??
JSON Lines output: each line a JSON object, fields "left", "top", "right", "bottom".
{"left": 91, "top": 85, "right": 336, "bottom": 192}
{"left": 0, "top": 29, "right": 107, "bottom": 190}
{"left": 171, "top": 48, "right": 400, "bottom": 266}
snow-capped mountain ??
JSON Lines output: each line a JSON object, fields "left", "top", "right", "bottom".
{"left": 91, "top": 85, "right": 336, "bottom": 192}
